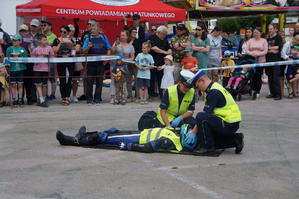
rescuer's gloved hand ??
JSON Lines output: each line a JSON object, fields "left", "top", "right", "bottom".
{"left": 171, "top": 116, "right": 183, "bottom": 128}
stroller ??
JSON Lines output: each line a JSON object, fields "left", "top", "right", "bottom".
{"left": 226, "top": 55, "right": 257, "bottom": 101}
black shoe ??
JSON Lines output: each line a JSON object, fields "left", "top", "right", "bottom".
{"left": 274, "top": 96, "right": 282, "bottom": 100}
{"left": 193, "top": 147, "right": 215, "bottom": 155}
{"left": 27, "top": 98, "right": 33, "bottom": 105}
{"left": 235, "top": 133, "right": 244, "bottom": 154}
{"left": 56, "top": 130, "right": 76, "bottom": 145}
{"left": 78, "top": 126, "right": 86, "bottom": 134}
{"left": 266, "top": 94, "right": 275, "bottom": 98}
{"left": 78, "top": 94, "right": 86, "bottom": 101}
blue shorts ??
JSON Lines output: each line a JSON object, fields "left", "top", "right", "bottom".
{"left": 10, "top": 70, "right": 24, "bottom": 84}
{"left": 137, "top": 78, "right": 150, "bottom": 88}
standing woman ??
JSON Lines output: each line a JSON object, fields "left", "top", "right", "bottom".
{"left": 52, "top": 25, "right": 75, "bottom": 106}
{"left": 207, "top": 25, "right": 223, "bottom": 81}
{"left": 285, "top": 27, "right": 295, "bottom": 43}
{"left": 110, "top": 30, "right": 135, "bottom": 104}
{"left": 190, "top": 24, "right": 210, "bottom": 70}
{"left": 238, "top": 27, "right": 253, "bottom": 58}
{"left": 127, "top": 27, "right": 139, "bottom": 102}
{"left": 245, "top": 27, "right": 268, "bottom": 97}
{"left": 68, "top": 24, "right": 82, "bottom": 102}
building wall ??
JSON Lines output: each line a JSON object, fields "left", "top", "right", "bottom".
{"left": 0, "top": 0, "right": 31, "bottom": 35}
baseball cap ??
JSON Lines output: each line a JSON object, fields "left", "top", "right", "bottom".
{"left": 291, "top": 45, "right": 299, "bottom": 51}
{"left": 224, "top": 50, "right": 231, "bottom": 56}
{"left": 41, "top": 20, "right": 52, "bottom": 26}
{"left": 19, "top": 24, "right": 29, "bottom": 31}
{"left": 12, "top": 34, "right": 23, "bottom": 41}
{"left": 184, "top": 46, "right": 194, "bottom": 52}
{"left": 177, "top": 24, "right": 187, "bottom": 30}
{"left": 132, "top": 14, "right": 140, "bottom": 20}
{"left": 30, "top": 19, "right": 40, "bottom": 27}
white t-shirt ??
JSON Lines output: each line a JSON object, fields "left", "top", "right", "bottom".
{"left": 207, "top": 34, "right": 222, "bottom": 58}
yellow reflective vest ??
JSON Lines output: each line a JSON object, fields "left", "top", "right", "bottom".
{"left": 205, "top": 83, "right": 242, "bottom": 123}
{"left": 157, "top": 85, "right": 194, "bottom": 125}
{"left": 139, "top": 128, "right": 183, "bottom": 152}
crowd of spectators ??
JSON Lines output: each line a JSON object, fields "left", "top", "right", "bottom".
{"left": 0, "top": 16, "right": 299, "bottom": 108}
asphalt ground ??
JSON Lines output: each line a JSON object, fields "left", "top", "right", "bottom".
{"left": 0, "top": 82, "right": 299, "bottom": 199}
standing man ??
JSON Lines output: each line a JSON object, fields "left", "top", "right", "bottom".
{"left": 0, "top": 18, "right": 12, "bottom": 54}
{"left": 82, "top": 22, "right": 111, "bottom": 105}
{"left": 28, "top": 19, "right": 42, "bottom": 103}
{"left": 148, "top": 25, "right": 172, "bottom": 100}
{"left": 265, "top": 24, "right": 283, "bottom": 100}
{"left": 78, "top": 18, "right": 98, "bottom": 101}
{"left": 184, "top": 70, "right": 244, "bottom": 155}
{"left": 41, "top": 20, "right": 57, "bottom": 100}
{"left": 18, "top": 24, "right": 33, "bottom": 105}
{"left": 171, "top": 24, "right": 191, "bottom": 83}
{"left": 124, "top": 13, "right": 145, "bottom": 53}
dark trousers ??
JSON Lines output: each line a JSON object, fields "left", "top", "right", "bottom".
{"left": 252, "top": 67, "right": 264, "bottom": 94}
{"left": 265, "top": 65, "right": 281, "bottom": 97}
{"left": 23, "top": 63, "right": 34, "bottom": 99}
{"left": 222, "top": 77, "right": 230, "bottom": 87}
{"left": 195, "top": 112, "right": 239, "bottom": 149}
{"left": 86, "top": 63, "right": 104, "bottom": 101}
{"left": 149, "top": 68, "right": 163, "bottom": 98}
{"left": 57, "top": 63, "right": 74, "bottom": 99}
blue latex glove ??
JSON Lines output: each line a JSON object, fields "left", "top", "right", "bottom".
{"left": 185, "top": 131, "right": 197, "bottom": 144}
{"left": 171, "top": 116, "right": 183, "bottom": 128}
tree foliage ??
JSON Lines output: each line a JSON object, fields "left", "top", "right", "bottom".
{"left": 217, "top": 16, "right": 275, "bottom": 34}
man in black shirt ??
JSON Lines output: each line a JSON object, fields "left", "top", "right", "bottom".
{"left": 265, "top": 24, "right": 283, "bottom": 100}
{"left": 148, "top": 25, "right": 172, "bottom": 99}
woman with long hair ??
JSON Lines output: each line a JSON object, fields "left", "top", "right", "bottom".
{"left": 111, "top": 29, "right": 136, "bottom": 103}
{"left": 190, "top": 24, "right": 210, "bottom": 70}
{"left": 52, "top": 25, "right": 75, "bottom": 106}
{"left": 207, "top": 25, "right": 223, "bottom": 81}
{"left": 238, "top": 27, "right": 253, "bottom": 57}
{"left": 245, "top": 27, "right": 268, "bottom": 97}
{"left": 285, "top": 27, "right": 295, "bottom": 43}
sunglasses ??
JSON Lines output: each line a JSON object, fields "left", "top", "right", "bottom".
{"left": 195, "top": 28, "right": 203, "bottom": 31}
{"left": 151, "top": 29, "right": 157, "bottom": 31}
{"left": 60, "top": 30, "right": 67, "bottom": 33}
{"left": 41, "top": 25, "right": 47, "bottom": 27}
{"left": 87, "top": 23, "right": 92, "bottom": 26}
{"left": 177, "top": 28, "right": 184, "bottom": 31}
{"left": 246, "top": 27, "right": 253, "bottom": 30}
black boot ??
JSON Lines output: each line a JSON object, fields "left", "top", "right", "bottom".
{"left": 56, "top": 130, "right": 79, "bottom": 146}
{"left": 234, "top": 133, "right": 244, "bottom": 154}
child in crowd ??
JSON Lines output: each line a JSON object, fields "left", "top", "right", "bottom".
{"left": 286, "top": 45, "right": 299, "bottom": 98}
{"left": 221, "top": 50, "right": 235, "bottom": 87}
{"left": 31, "top": 34, "right": 55, "bottom": 107}
{"left": 0, "top": 52, "right": 8, "bottom": 108}
{"left": 6, "top": 34, "right": 28, "bottom": 107}
{"left": 226, "top": 66, "right": 251, "bottom": 90}
{"left": 135, "top": 41, "right": 155, "bottom": 105}
{"left": 158, "top": 55, "right": 177, "bottom": 94}
{"left": 111, "top": 59, "right": 129, "bottom": 105}
{"left": 181, "top": 46, "right": 198, "bottom": 73}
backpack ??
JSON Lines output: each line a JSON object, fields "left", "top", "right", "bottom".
{"left": 138, "top": 111, "right": 162, "bottom": 131}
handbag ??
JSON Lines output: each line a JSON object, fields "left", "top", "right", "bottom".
{"left": 75, "top": 62, "right": 84, "bottom": 71}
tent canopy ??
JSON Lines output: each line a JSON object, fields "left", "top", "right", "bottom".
{"left": 16, "top": 0, "right": 186, "bottom": 21}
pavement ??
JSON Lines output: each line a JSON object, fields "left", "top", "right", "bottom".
{"left": 0, "top": 83, "right": 299, "bottom": 199}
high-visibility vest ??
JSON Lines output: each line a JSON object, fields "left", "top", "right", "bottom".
{"left": 139, "top": 128, "right": 183, "bottom": 152}
{"left": 205, "top": 83, "right": 242, "bottom": 123}
{"left": 157, "top": 85, "right": 194, "bottom": 125}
